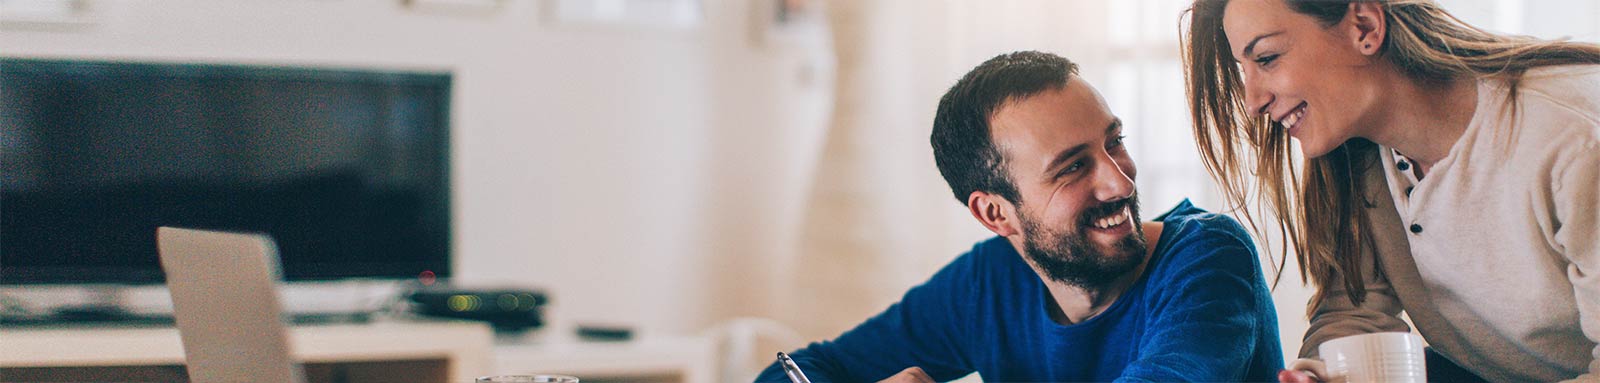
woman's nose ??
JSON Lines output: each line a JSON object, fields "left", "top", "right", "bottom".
{"left": 1242, "top": 70, "right": 1273, "bottom": 116}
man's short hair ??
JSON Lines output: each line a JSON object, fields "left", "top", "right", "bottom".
{"left": 931, "top": 50, "right": 1080, "bottom": 205}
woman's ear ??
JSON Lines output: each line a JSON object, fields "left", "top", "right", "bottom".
{"left": 968, "top": 191, "right": 1021, "bottom": 237}
{"left": 1346, "top": 1, "right": 1388, "bottom": 56}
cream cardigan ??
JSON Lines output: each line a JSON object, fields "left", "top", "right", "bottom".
{"left": 1299, "top": 66, "right": 1600, "bottom": 382}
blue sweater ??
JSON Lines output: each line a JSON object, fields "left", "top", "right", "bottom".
{"left": 757, "top": 200, "right": 1282, "bottom": 382}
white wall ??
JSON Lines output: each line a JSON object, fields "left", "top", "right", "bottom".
{"left": 0, "top": 0, "right": 833, "bottom": 335}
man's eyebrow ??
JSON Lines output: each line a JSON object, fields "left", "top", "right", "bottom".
{"left": 1043, "top": 118, "right": 1121, "bottom": 176}
{"left": 1240, "top": 31, "right": 1284, "bottom": 59}
{"left": 1044, "top": 143, "right": 1089, "bottom": 177}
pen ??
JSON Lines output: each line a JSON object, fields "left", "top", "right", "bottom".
{"left": 777, "top": 352, "right": 812, "bottom": 383}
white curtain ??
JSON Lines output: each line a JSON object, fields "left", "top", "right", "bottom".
{"left": 776, "top": 0, "right": 1224, "bottom": 340}
{"left": 783, "top": 0, "right": 990, "bottom": 339}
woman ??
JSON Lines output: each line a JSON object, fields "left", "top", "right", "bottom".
{"left": 1183, "top": 0, "right": 1600, "bottom": 381}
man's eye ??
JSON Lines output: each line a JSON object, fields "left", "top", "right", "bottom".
{"left": 1062, "top": 161, "right": 1083, "bottom": 175}
{"left": 1109, "top": 135, "right": 1126, "bottom": 148}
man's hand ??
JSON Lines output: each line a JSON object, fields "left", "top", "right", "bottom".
{"left": 877, "top": 367, "right": 935, "bottom": 383}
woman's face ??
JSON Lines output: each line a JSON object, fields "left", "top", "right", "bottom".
{"left": 1222, "top": 0, "right": 1386, "bottom": 158}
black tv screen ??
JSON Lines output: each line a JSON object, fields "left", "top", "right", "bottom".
{"left": 1, "top": 59, "right": 452, "bottom": 284}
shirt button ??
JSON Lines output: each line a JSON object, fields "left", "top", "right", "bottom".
{"left": 1410, "top": 224, "right": 1423, "bottom": 234}
{"left": 1397, "top": 161, "right": 1411, "bottom": 171}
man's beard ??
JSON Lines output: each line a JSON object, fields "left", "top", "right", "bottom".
{"left": 1019, "top": 195, "right": 1149, "bottom": 289}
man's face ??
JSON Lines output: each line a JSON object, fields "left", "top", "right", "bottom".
{"left": 989, "top": 77, "right": 1148, "bottom": 288}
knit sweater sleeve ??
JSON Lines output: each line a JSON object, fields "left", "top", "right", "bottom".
{"left": 1298, "top": 160, "right": 1413, "bottom": 358}
{"left": 1118, "top": 216, "right": 1282, "bottom": 382}
{"left": 1556, "top": 137, "right": 1600, "bottom": 383}
{"left": 753, "top": 247, "right": 982, "bottom": 382}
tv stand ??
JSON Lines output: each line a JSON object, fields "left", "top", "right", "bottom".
{"left": 1, "top": 310, "right": 174, "bottom": 327}
{"left": 49, "top": 285, "right": 146, "bottom": 322}
{"left": 1, "top": 283, "right": 387, "bottom": 327}
{"left": 0, "top": 317, "right": 493, "bottom": 382}
{"left": 52, "top": 305, "right": 142, "bottom": 322}
{"left": 0, "top": 286, "right": 175, "bottom": 327}
{"left": 1, "top": 311, "right": 378, "bottom": 328}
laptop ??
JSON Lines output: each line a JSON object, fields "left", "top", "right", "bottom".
{"left": 156, "top": 227, "right": 307, "bottom": 383}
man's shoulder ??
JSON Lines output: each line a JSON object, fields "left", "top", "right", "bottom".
{"left": 1150, "top": 201, "right": 1259, "bottom": 275}
{"left": 970, "top": 235, "right": 1014, "bottom": 254}
{"left": 1155, "top": 200, "right": 1252, "bottom": 249}
{"left": 935, "top": 236, "right": 1031, "bottom": 286}
{"left": 961, "top": 236, "right": 1022, "bottom": 270}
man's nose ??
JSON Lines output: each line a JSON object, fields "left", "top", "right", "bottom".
{"left": 1093, "top": 160, "right": 1135, "bottom": 203}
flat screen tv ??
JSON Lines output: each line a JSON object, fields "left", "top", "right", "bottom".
{"left": 1, "top": 59, "right": 452, "bottom": 285}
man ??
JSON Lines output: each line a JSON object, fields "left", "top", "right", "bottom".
{"left": 756, "top": 51, "right": 1283, "bottom": 382}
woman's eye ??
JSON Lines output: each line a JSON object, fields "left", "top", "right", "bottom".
{"left": 1255, "top": 54, "right": 1279, "bottom": 67}
{"left": 1109, "top": 135, "right": 1126, "bottom": 148}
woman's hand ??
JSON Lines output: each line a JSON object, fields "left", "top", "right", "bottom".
{"left": 1279, "top": 369, "right": 1320, "bottom": 383}
{"left": 1281, "top": 358, "right": 1328, "bottom": 383}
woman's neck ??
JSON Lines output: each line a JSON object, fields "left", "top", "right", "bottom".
{"left": 1362, "top": 74, "right": 1479, "bottom": 175}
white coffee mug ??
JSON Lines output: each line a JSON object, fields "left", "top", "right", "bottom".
{"left": 1290, "top": 332, "right": 1426, "bottom": 383}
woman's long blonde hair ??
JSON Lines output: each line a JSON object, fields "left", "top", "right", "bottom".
{"left": 1182, "top": 0, "right": 1600, "bottom": 309}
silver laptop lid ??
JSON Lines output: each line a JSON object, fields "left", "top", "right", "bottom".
{"left": 157, "top": 227, "right": 306, "bottom": 383}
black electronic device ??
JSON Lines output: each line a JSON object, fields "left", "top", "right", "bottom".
{"left": 0, "top": 59, "right": 453, "bottom": 285}
{"left": 407, "top": 287, "right": 548, "bottom": 332}
{"left": 576, "top": 324, "right": 634, "bottom": 341}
